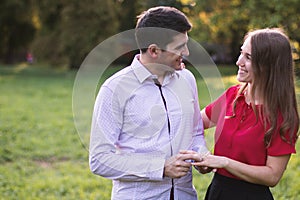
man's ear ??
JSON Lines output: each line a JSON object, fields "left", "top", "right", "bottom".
{"left": 147, "top": 44, "right": 160, "bottom": 58}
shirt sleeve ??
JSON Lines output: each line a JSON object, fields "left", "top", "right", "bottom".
{"left": 267, "top": 125, "right": 297, "bottom": 156}
{"left": 89, "top": 86, "right": 165, "bottom": 181}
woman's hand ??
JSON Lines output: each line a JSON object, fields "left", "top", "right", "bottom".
{"left": 180, "top": 150, "right": 228, "bottom": 169}
{"left": 192, "top": 154, "right": 229, "bottom": 169}
{"left": 182, "top": 150, "right": 292, "bottom": 186}
{"left": 179, "top": 150, "right": 216, "bottom": 173}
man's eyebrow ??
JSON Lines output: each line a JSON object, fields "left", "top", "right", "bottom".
{"left": 175, "top": 42, "right": 187, "bottom": 50}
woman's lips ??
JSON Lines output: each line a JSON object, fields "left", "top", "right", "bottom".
{"left": 238, "top": 68, "right": 248, "bottom": 74}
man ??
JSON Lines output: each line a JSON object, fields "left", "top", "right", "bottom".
{"left": 89, "top": 6, "right": 207, "bottom": 200}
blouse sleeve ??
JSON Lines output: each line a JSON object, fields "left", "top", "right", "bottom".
{"left": 205, "top": 85, "right": 239, "bottom": 124}
{"left": 267, "top": 123, "right": 297, "bottom": 156}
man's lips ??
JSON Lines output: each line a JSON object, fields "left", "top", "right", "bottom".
{"left": 177, "top": 57, "right": 183, "bottom": 63}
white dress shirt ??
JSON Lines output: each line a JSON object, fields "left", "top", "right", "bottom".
{"left": 89, "top": 55, "right": 207, "bottom": 200}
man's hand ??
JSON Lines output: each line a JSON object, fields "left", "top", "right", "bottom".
{"left": 163, "top": 154, "right": 193, "bottom": 178}
{"left": 179, "top": 150, "right": 216, "bottom": 174}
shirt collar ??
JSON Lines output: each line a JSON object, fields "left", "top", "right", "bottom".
{"left": 131, "top": 54, "right": 180, "bottom": 84}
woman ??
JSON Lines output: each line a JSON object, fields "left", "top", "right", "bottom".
{"left": 183, "top": 28, "right": 299, "bottom": 199}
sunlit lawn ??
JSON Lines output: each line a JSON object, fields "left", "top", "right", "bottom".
{"left": 0, "top": 63, "right": 299, "bottom": 199}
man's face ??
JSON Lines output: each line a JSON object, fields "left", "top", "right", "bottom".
{"left": 157, "top": 32, "right": 189, "bottom": 71}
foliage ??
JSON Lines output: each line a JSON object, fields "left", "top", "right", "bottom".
{"left": 1, "top": 0, "right": 300, "bottom": 68}
{"left": 0, "top": 64, "right": 299, "bottom": 199}
{"left": 31, "top": 0, "right": 120, "bottom": 69}
{"left": 188, "top": 0, "right": 300, "bottom": 63}
{"left": 0, "top": 0, "right": 36, "bottom": 63}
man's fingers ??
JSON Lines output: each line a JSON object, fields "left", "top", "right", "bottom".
{"left": 178, "top": 152, "right": 199, "bottom": 161}
{"left": 179, "top": 150, "right": 197, "bottom": 154}
{"left": 179, "top": 150, "right": 211, "bottom": 162}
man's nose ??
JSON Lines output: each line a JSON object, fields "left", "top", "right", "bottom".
{"left": 182, "top": 45, "right": 189, "bottom": 57}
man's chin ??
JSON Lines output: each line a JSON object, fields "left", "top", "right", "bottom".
{"left": 174, "top": 64, "right": 183, "bottom": 71}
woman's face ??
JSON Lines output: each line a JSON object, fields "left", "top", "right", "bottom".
{"left": 236, "top": 36, "right": 254, "bottom": 83}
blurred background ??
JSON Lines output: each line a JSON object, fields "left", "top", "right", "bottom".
{"left": 1, "top": 0, "right": 300, "bottom": 199}
{"left": 1, "top": 0, "right": 300, "bottom": 68}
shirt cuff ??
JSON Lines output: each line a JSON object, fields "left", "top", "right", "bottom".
{"left": 146, "top": 157, "right": 165, "bottom": 181}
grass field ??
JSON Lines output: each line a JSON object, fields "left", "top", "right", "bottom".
{"left": 0, "top": 63, "right": 299, "bottom": 200}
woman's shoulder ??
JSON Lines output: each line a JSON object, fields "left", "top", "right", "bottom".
{"left": 227, "top": 84, "right": 241, "bottom": 92}
{"left": 225, "top": 84, "right": 241, "bottom": 97}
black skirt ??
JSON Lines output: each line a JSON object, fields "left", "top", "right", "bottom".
{"left": 204, "top": 173, "right": 274, "bottom": 200}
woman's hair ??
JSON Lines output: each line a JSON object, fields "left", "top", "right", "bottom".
{"left": 235, "top": 28, "right": 299, "bottom": 146}
{"left": 135, "top": 6, "right": 192, "bottom": 53}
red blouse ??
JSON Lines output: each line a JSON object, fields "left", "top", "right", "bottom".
{"left": 205, "top": 85, "right": 297, "bottom": 179}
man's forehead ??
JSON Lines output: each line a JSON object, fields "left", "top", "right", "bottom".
{"left": 168, "top": 33, "right": 188, "bottom": 46}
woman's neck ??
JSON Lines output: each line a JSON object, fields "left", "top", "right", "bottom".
{"left": 245, "top": 83, "right": 263, "bottom": 105}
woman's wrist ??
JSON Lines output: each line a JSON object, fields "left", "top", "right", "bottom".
{"left": 222, "top": 156, "right": 230, "bottom": 168}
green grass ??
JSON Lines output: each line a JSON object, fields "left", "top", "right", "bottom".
{"left": 0, "top": 63, "right": 299, "bottom": 199}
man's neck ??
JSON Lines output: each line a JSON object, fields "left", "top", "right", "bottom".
{"left": 139, "top": 53, "right": 168, "bottom": 84}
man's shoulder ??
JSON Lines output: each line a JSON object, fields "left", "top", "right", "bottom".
{"left": 178, "top": 68, "right": 195, "bottom": 78}
{"left": 103, "top": 66, "right": 134, "bottom": 86}
{"left": 177, "top": 69, "right": 197, "bottom": 84}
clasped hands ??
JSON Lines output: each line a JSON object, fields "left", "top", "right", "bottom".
{"left": 164, "top": 150, "right": 220, "bottom": 178}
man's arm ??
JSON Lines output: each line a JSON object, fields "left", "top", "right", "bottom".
{"left": 89, "top": 86, "right": 165, "bottom": 181}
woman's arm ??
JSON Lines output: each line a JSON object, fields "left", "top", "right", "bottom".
{"left": 191, "top": 153, "right": 291, "bottom": 187}
{"left": 201, "top": 109, "right": 216, "bottom": 129}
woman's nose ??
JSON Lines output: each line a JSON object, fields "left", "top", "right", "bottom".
{"left": 236, "top": 54, "right": 243, "bottom": 66}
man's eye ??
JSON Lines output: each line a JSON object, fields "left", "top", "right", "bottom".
{"left": 176, "top": 44, "right": 186, "bottom": 50}
{"left": 175, "top": 46, "right": 183, "bottom": 50}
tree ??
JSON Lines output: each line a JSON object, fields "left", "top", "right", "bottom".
{"left": 186, "top": 0, "right": 300, "bottom": 64}
{"left": 117, "top": 0, "right": 189, "bottom": 32}
{"left": 3, "top": 0, "right": 299, "bottom": 67}
{"left": 188, "top": 0, "right": 249, "bottom": 63}
{"left": 31, "top": 0, "right": 120, "bottom": 69}
{"left": 245, "top": 0, "right": 300, "bottom": 56}
{"left": 0, "top": 0, "right": 36, "bottom": 64}
{"left": 30, "top": 1, "right": 64, "bottom": 65}
{"left": 61, "top": 0, "right": 120, "bottom": 69}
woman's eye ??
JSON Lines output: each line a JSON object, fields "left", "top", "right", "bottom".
{"left": 240, "top": 51, "right": 251, "bottom": 60}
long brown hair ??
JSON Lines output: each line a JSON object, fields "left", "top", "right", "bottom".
{"left": 234, "top": 28, "right": 299, "bottom": 146}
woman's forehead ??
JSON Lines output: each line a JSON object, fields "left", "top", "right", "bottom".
{"left": 242, "top": 37, "right": 251, "bottom": 51}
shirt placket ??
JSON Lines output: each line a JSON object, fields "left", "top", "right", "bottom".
{"left": 227, "top": 97, "right": 248, "bottom": 148}
{"left": 154, "top": 81, "right": 175, "bottom": 199}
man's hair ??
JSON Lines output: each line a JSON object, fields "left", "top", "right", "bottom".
{"left": 135, "top": 6, "right": 192, "bottom": 53}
